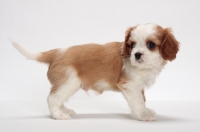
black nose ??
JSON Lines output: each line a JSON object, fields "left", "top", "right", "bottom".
{"left": 135, "top": 52, "right": 142, "bottom": 60}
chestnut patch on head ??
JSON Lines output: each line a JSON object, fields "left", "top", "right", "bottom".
{"left": 122, "top": 27, "right": 135, "bottom": 58}
{"left": 160, "top": 28, "right": 180, "bottom": 61}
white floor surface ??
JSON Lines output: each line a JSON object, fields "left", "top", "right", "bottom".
{"left": 0, "top": 101, "right": 200, "bottom": 132}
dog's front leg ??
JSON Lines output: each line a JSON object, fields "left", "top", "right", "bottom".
{"left": 122, "top": 88, "right": 156, "bottom": 121}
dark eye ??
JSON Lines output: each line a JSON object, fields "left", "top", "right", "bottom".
{"left": 147, "top": 42, "right": 156, "bottom": 49}
{"left": 131, "top": 42, "right": 135, "bottom": 48}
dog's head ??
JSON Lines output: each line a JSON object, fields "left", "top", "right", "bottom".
{"left": 122, "top": 23, "right": 179, "bottom": 68}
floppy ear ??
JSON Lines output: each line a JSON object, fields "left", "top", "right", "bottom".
{"left": 122, "top": 27, "right": 134, "bottom": 58}
{"left": 160, "top": 28, "right": 180, "bottom": 61}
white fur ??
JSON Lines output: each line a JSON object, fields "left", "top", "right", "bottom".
{"left": 94, "top": 80, "right": 111, "bottom": 91}
{"left": 11, "top": 40, "right": 41, "bottom": 60}
{"left": 122, "top": 87, "right": 156, "bottom": 121}
{"left": 130, "top": 23, "right": 163, "bottom": 69}
{"left": 47, "top": 67, "right": 81, "bottom": 120}
{"left": 131, "top": 24, "right": 157, "bottom": 40}
{"left": 121, "top": 24, "right": 166, "bottom": 121}
{"left": 122, "top": 60, "right": 162, "bottom": 121}
{"left": 58, "top": 48, "right": 68, "bottom": 53}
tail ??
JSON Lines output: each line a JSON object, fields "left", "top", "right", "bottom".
{"left": 11, "top": 40, "right": 40, "bottom": 60}
{"left": 11, "top": 40, "right": 58, "bottom": 64}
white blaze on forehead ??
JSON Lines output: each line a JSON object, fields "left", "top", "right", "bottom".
{"left": 131, "top": 24, "right": 158, "bottom": 41}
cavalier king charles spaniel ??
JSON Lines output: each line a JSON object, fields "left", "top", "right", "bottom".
{"left": 11, "top": 23, "right": 179, "bottom": 121}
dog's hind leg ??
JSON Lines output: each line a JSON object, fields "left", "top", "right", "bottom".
{"left": 47, "top": 68, "right": 81, "bottom": 120}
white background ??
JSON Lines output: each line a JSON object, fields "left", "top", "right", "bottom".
{"left": 1, "top": 1, "right": 200, "bottom": 132}
{"left": 0, "top": 0, "right": 200, "bottom": 101}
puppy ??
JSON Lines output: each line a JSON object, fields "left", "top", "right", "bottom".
{"left": 11, "top": 23, "right": 179, "bottom": 121}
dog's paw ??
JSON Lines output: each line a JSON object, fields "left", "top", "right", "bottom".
{"left": 61, "top": 106, "right": 76, "bottom": 116}
{"left": 52, "top": 111, "right": 71, "bottom": 120}
{"left": 132, "top": 108, "right": 156, "bottom": 121}
{"left": 65, "top": 109, "right": 76, "bottom": 116}
{"left": 146, "top": 108, "right": 156, "bottom": 115}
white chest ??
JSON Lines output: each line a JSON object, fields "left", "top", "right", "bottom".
{"left": 125, "top": 67, "right": 161, "bottom": 90}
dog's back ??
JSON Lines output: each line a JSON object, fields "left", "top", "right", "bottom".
{"left": 12, "top": 41, "right": 124, "bottom": 93}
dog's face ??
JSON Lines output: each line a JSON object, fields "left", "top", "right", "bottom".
{"left": 123, "top": 24, "right": 179, "bottom": 69}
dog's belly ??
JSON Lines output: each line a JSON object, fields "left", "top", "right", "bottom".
{"left": 80, "top": 80, "right": 118, "bottom": 93}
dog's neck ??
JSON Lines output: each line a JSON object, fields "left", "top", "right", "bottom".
{"left": 122, "top": 58, "right": 167, "bottom": 89}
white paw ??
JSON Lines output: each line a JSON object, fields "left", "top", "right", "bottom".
{"left": 132, "top": 108, "right": 156, "bottom": 121}
{"left": 65, "top": 109, "right": 76, "bottom": 116}
{"left": 61, "top": 106, "right": 76, "bottom": 116}
{"left": 146, "top": 108, "right": 156, "bottom": 115}
{"left": 52, "top": 111, "right": 71, "bottom": 120}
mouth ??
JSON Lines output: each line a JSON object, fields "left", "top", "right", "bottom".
{"left": 136, "top": 59, "right": 143, "bottom": 63}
